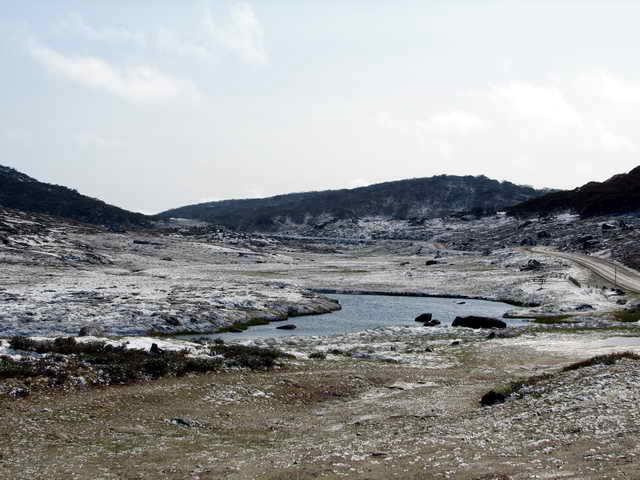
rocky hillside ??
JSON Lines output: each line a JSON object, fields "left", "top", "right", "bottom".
{"left": 0, "top": 165, "right": 149, "bottom": 228}
{"left": 510, "top": 166, "right": 640, "bottom": 218}
{"left": 160, "top": 175, "right": 548, "bottom": 231}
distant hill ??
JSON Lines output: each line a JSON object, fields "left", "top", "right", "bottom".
{"left": 159, "top": 175, "right": 549, "bottom": 231}
{"left": 0, "top": 165, "right": 149, "bottom": 227}
{"left": 509, "top": 166, "right": 640, "bottom": 218}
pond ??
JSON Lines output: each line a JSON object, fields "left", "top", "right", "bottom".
{"left": 206, "top": 293, "right": 522, "bottom": 341}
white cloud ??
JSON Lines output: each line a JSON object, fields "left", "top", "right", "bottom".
{"left": 73, "top": 133, "right": 123, "bottom": 150}
{"left": 204, "top": 2, "right": 268, "bottom": 65}
{"left": 29, "top": 43, "right": 201, "bottom": 104}
{"left": 418, "top": 111, "right": 490, "bottom": 134}
{"left": 57, "top": 3, "right": 268, "bottom": 66}
{"left": 56, "top": 14, "right": 145, "bottom": 46}
{"left": 489, "top": 82, "right": 582, "bottom": 130}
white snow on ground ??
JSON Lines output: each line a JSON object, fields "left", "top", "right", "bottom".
{"left": 504, "top": 333, "right": 640, "bottom": 357}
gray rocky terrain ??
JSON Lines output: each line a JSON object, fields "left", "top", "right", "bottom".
{"left": 2, "top": 205, "right": 640, "bottom": 479}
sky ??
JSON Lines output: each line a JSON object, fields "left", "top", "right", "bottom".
{"left": 2, "top": 1, "right": 640, "bottom": 214}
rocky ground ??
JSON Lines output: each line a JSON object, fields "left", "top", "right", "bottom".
{"left": 2, "top": 207, "right": 640, "bottom": 479}
{"left": 2, "top": 327, "right": 640, "bottom": 479}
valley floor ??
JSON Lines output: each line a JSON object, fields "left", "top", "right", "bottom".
{"left": 2, "top": 209, "right": 640, "bottom": 479}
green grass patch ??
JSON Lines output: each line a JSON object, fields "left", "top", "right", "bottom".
{"left": 532, "top": 315, "right": 578, "bottom": 325}
{"left": 613, "top": 310, "right": 640, "bottom": 323}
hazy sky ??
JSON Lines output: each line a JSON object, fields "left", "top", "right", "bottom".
{"left": 3, "top": 1, "right": 640, "bottom": 213}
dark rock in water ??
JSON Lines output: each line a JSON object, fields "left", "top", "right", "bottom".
{"left": 480, "top": 390, "right": 507, "bottom": 406}
{"left": 617, "top": 299, "right": 628, "bottom": 305}
{"left": 575, "top": 304, "right": 594, "bottom": 312}
{"left": 537, "top": 230, "right": 551, "bottom": 239}
{"left": 423, "top": 319, "right": 441, "bottom": 327}
{"left": 161, "top": 256, "right": 173, "bottom": 261}
{"left": 425, "top": 260, "right": 439, "bottom": 266}
{"left": 601, "top": 223, "right": 615, "bottom": 231}
{"left": 150, "top": 343, "right": 162, "bottom": 354}
{"left": 457, "top": 301, "right": 466, "bottom": 305}
{"left": 415, "top": 313, "right": 433, "bottom": 323}
{"left": 452, "top": 316, "right": 507, "bottom": 329}
{"left": 276, "top": 324, "right": 296, "bottom": 330}
{"left": 450, "top": 340, "right": 461, "bottom": 346}
{"left": 487, "top": 331, "right": 496, "bottom": 339}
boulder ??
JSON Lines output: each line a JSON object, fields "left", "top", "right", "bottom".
{"left": 276, "top": 324, "right": 296, "bottom": 330}
{"left": 480, "top": 390, "right": 506, "bottom": 406}
{"left": 415, "top": 313, "right": 433, "bottom": 323}
{"left": 78, "top": 325, "right": 106, "bottom": 337}
{"left": 425, "top": 260, "right": 439, "bottom": 266}
{"left": 423, "top": 319, "right": 441, "bottom": 327}
{"left": 452, "top": 316, "right": 506, "bottom": 329}
{"left": 520, "top": 259, "right": 543, "bottom": 271}
{"left": 575, "top": 304, "right": 594, "bottom": 312}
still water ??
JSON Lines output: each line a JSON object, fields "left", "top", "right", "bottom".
{"left": 211, "top": 294, "right": 520, "bottom": 341}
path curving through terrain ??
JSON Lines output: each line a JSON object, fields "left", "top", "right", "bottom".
{"left": 531, "top": 246, "right": 640, "bottom": 294}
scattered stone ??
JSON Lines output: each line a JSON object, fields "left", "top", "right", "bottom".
{"left": 537, "top": 230, "right": 550, "bottom": 239}
{"left": 425, "top": 260, "right": 439, "bottom": 266}
{"left": 575, "top": 304, "right": 594, "bottom": 312}
{"left": 169, "top": 417, "right": 194, "bottom": 428}
{"left": 8, "top": 387, "right": 30, "bottom": 399}
{"left": 452, "top": 316, "right": 507, "bottom": 329}
{"left": 150, "top": 343, "right": 162, "bottom": 354}
{"left": 480, "top": 390, "right": 506, "bottom": 406}
{"left": 520, "top": 259, "right": 543, "bottom": 271}
{"left": 161, "top": 257, "right": 173, "bottom": 261}
{"left": 308, "top": 351, "right": 326, "bottom": 360}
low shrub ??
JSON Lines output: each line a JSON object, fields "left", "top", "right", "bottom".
{"left": 562, "top": 351, "right": 640, "bottom": 372}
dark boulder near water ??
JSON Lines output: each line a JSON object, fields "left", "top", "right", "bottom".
{"left": 415, "top": 313, "right": 433, "bottom": 322}
{"left": 452, "top": 316, "right": 507, "bottom": 329}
